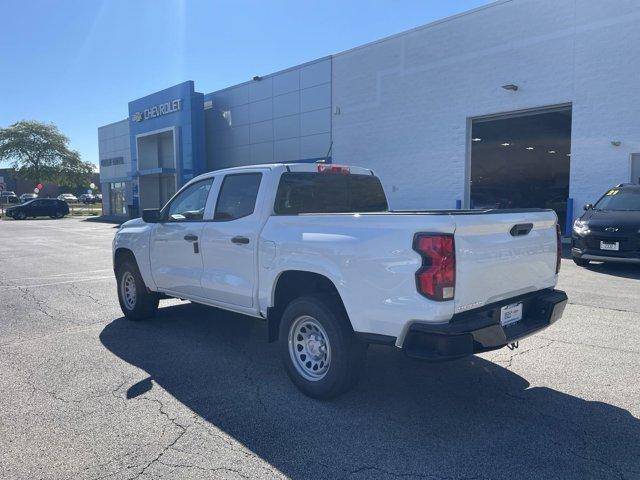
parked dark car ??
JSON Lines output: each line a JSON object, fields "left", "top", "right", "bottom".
{"left": 6, "top": 198, "right": 69, "bottom": 220}
{"left": 78, "top": 193, "right": 96, "bottom": 204}
{"left": 0, "top": 191, "right": 19, "bottom": 204}
{"left": 572, "top": 183, "right": 640, "bottom": 266}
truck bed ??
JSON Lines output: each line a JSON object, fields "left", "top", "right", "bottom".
{"left": 260, "top": 208, "right": 559, "bottom": 340}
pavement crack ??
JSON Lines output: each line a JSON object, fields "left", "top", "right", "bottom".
{"left": 495, "top": 378, "right": 627, "bottom": 480}
{"left": 566, "top": 301, "right": 638, "bottom": 314}
{"left": 157, "top": 460, "right": 250, "bottom": 478}
{"left": 69, "top": 282, "right": 108, "bottom": 307}
{"left": 536, "top": 336, "right": 640, "bottom": 356}
{"left": 550, "top": 439, "right": 626, "bottom": 480}
{"left": 17, "top": 286, "right": 59, "bottom": 322}
{"left": 125, "top": 395, "right": 191, "bottom": 480}
{"left": 498, "top": 340, "right": 555, "bottom": 369}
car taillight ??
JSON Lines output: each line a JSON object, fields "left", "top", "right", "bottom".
{"left": 317, "top": 164, "right": 350, "bottom": 174}
{"left": 413, "top": 234, "right": 455, "bottom": 301}
{"left": 556, "top": 223, "right": 561, "bottom": 274}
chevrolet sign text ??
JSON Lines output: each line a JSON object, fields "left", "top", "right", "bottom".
{"left": 132, "top": 99, "right": 182, "bottom": 122}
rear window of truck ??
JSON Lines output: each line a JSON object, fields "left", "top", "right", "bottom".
{"left": 274, "top": 172, "right": 389, "bottom": 214}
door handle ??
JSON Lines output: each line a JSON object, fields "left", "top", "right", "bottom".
{"left": 509, "top": 223, "right": 533, "bottom": 237}
{"left": 231, "top": 236, "right": 250, "bottom": 245}
{"left": 184, "top": 234, "right": 199, "bottom": 242}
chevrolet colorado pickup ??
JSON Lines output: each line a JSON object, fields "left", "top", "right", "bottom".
{"left": 113, "top": 163, "right": 567, "bottom": 398}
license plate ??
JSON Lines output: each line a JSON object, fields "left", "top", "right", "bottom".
{"left": 600, "top": 241, "right": 619, "bottom": 251}
{"left": 500, "top": 302, "right": 523, "bottom": 327}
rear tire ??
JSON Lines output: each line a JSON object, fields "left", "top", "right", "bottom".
{"left": 116, "top": 259, "right": 159, "bottom": 321}
{"left": 572, "top": 257, "right": 590, "bottom": 267}
{"left": 279, "top": 294, "right": 367, "bottom": 399}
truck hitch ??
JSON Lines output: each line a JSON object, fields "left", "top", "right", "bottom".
{"left": 507, "top": 341, "right": 519, "bottom": 351}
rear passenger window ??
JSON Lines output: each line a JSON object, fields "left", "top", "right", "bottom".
{"left": 274, "top": 172, "right": 389, "bottom": 214}
{"left": 214, "top": 173, "right": 262, "bottom": 221}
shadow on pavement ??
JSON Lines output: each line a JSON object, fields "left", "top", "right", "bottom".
{"left": 100, "top": 302, "right": 639, "bottom": 479}
{"left": 580, "top": 261, "right": 640, "bottom": 280}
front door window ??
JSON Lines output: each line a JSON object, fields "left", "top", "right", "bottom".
{"left": 165, "top": 179, "right": 214, "bottom": 221}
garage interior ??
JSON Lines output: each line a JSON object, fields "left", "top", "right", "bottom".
{"left": 470, "top": 106, "right": 572, "bottom": 227}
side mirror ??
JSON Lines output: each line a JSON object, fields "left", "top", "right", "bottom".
{"left": 142, "top": 208, "right": 161, "bottom": 223}
{"left": 583, "top": 203, "right": 593, "bottom": 211}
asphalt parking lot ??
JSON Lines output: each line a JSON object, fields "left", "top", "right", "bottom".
{"left": 0, "top": 217, "right": 638, "bottom": 480}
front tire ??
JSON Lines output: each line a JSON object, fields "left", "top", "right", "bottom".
{"left": 15, "top": 211, "right": 26, "bottom": 220}
{"left": 279, "top": 295, "right": 367, "bottom": 399}
{"left": 572, "top": 256, "right": 590, "bottom": 267}
{"left": 116, "top": 260, "right": 159, "bottom": 320}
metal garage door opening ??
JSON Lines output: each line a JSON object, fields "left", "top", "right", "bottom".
{"left": 470, "top": 106, "right": 572, "bottom": 227}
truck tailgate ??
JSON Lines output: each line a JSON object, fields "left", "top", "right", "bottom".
{"left": 453, "top": 210, "right": 558, "bottom": 313}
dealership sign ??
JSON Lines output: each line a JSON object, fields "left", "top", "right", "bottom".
{"left": 132, "top": 99, "right": 182, "bottom": 122}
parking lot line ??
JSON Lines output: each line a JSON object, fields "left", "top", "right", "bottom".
{"left": 9, "top": 269, "right": 112, "bottom": 281}
{"left": 0, "top": 276, "right": 114, "bottom": 290}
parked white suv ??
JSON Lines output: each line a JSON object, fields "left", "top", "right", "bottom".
{"left": 113, "top": 163, "right": 567, "bottom": 398}
{"left": 57, "top": 193, "right": 78, "bottom": 203}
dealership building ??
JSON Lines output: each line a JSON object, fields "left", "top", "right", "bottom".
{"left": 98, "top": 0, "right": 640, "bottom": 231}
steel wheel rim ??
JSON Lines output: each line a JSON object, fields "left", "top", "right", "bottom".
{"left": 121, "top": 271, "right": 137, "bottom": 310}
{"left": 288, "top": 315, "right": 331, "bottom": 381}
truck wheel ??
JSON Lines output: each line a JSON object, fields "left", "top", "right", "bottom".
{"left": 572, "top": 257, "right": 590, "bottom": 267}
{"left": 116, "top": 260, "right": 159, "bottom": 321}
{"left": 279, "top": 295, "right": 367, "bottom": 399}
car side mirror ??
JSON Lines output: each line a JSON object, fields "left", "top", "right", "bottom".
{"left": 583, "top": 203, "right": 593, "bottom": 211}
{"left": 142, "top": 208, "right": 161, "bottom": 223}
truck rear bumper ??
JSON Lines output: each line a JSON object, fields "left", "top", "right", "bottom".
{"left": 402, "top": 289, "right": 567, "bottom": 361}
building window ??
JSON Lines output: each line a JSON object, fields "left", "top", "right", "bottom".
{"left": 109, "top": 182, "right": 126, "bottom": 215}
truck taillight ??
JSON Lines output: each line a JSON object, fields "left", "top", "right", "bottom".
{"left": 413, "top": 234, "right": 455, "bottom": 301}
{"left": 317, "top": 164, "right": 350, "bottom": 174}
{"left": 556, "top": 223, "right": 561, "bottom": 274}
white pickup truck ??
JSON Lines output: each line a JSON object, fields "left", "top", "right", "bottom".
{"left": 113, "top": 163, "right": 567, "bottom": 398}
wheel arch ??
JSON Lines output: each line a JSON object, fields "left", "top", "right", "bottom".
{"left": 113, "top": 247, "right": 137, "bottom": 271}
{"left": 114, "top": 246, "right": 158, "bottom": 293}
{"left": 267, "top": 270, "right": 351, "bottom": 343}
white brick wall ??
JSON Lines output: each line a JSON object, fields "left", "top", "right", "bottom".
{"left": 332, "top": 0, "right": 640, "bottom": 217}
{"left": 98, "top": 119, "right": 132, "bottom": 216}
{"left": 98, "top": 119, "right": 131, "bottom": 182}
{"left": 206, "top": 58, "right": 332, "bottom": 170}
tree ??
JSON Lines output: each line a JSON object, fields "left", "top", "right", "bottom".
{"left": 0, "top": 120, "right": 95, "bottom": 188}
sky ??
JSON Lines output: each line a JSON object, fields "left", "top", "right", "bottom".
{"left": 0, "top": 0, "right": 492, "bottom": 168}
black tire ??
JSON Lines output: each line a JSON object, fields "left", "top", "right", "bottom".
{"left": 279, "top": 294, "right": 367, "bottom": 399}
{"left": 572, "top": 257, "right": 590, "bottom": 267}
{"left": 15, "top": 211, "right": 26, "bottom": 220}
{"left": 116, "top": 259, "right": 159, "bottom": 321}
